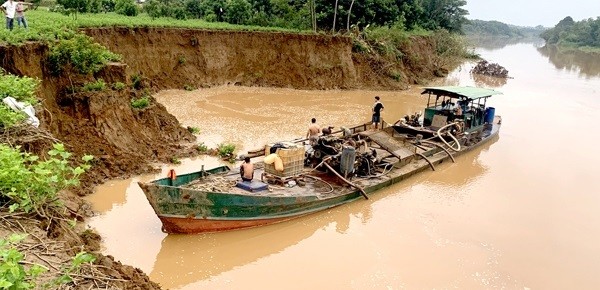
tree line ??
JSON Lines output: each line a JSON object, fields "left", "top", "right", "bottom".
{"left": 541, "top": 16, "right": 600, "bottom": 48}
{"left": 463, "top": 19, "right": 546, "bottom": 38}
{"left": 55, "top": 0, "right": 469, "bottom": 33}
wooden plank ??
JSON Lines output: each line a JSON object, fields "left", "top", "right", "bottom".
{"left": 359, "top": 131, "right": 415, "bottom": 160}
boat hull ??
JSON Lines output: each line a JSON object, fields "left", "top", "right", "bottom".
{"left": 140, "top": 119, "right": 501, "bottom": 234}
{"left": 158, "top": 215, "right": 301, "bottom": 234}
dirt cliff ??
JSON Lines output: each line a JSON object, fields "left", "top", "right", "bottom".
{"left": 82, "top": 27, "right": 440, "bottom": 90}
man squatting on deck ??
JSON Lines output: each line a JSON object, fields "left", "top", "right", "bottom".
{"left": 307, "top": 117, "right": 320, "bottom": 145}
{"left": 240, "top": 157, "right": 254, "bottom": 182}
{"left": 372, "top": 96, "right": 384, "bottom": 129}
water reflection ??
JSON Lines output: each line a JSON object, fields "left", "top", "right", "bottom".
{"left": 150, "top": 199, "right": 373, "bottom": 289}
{"left": 472, "top": 73, "right": 508, "bottom": 88}
{"left": 466, "top": 36, "right": 545, "bottom": 51}
{"left": 537, "top": 45, "right": 600, "bottom": 78}
{"left": 423, "top": 135, "right": 498, "bottom": 188}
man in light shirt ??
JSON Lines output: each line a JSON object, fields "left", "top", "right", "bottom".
{"left": 15, "top": 1, "right": 28, "bottom": 28}
{"left": 1, "top": 0, "right": 17, "bottom": 31}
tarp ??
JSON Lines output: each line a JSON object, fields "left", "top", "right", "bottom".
{"left": 2, "top": 96, "right": 39, "bottom": 127}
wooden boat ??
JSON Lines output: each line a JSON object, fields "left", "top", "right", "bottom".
{"left": 138, "top": 86, "right": 502, "bottom": 234}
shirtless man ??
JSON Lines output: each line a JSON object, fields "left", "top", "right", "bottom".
{"left": 306, "top": 118, "right": 320, "bottom": 145}
{"left": 240, "top": 157, "right": 254, "bottom": 182}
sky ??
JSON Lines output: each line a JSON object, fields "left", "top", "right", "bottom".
{"left": 465, "top": 0, "right": 600, "bottom": 27}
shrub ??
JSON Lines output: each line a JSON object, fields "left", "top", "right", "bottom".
{"left": 130, "top": 74, "right": 143, "bottom": 90}
{"left": 183, "top": 84, "right": 196, "bottom": 91}
{"left": 48, "top": 34, "right": 122, "bottom": 75}
{"left": 0, "top": 105, "right": 26, "bottom": 128}
{"left": 0, "top": 144, "right": 93, "bottom": 214}
{"left": 82, "top": 79, "right": 106, "bottom": 91}
{"left": 0, "top": 73, "right": 39, "bottom": 128}
{"left": 131, "top": 96, "right": 150, "bottom": 109}
{"left": 217, "top": 143, "right": 236, "bottom": 159}
{"left": 0, "top": 234, "right": 46, "bottom": 290}
{"left": 0, "top": 73, "right": 40, "bottom": 103}
{"left": 115, "top": 0, "right": 139, "bottom": 16}
{"left": 197, "top": 142, "right": 208, "bottom": 153}
{"left": 187, "top": 126, "right": 200, "bottom": 134}
{"left": 112, "top": 81, "right": 126, "bottom": 90}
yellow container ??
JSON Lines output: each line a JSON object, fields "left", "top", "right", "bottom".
{"left": 264, "top": 143, "right": 305, "bottom": 177}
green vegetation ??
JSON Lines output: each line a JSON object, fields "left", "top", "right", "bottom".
{"left": 48, "top": 34, "right": 121, "bottom": 75}
{"left": 0, "top": 234, "right": 96, "bottom": 289}
{"left": 0, "top": 143, "right": 93, "bottom": 215}
{"left": 542, "top": 16, "right": 600, "bottom": 50}
{"left": 197, "top": 142, "right": 208, "bottom": 153}
{"left": 1, "top": 0, "right": 471, "bottom": 46}
{"left": 130, "top": 74, "right": 143, "bottom": 90}
{"left": 112, "top": 81, "right": 126, "bottom": 90}
{"left": 50, "top": 252, "right": 96, "bottom": 287}
{"left": 114, "top": 0, "right": 139, "bottom": 16}
{"left": 0, "top": 234, "right": 46, "bottom": 290}
{"left": 217, "top": 143, "right": 236, "bottom": 161}
{"left": 0, "top": 72, "right": 40, "bottom": 128}
{"left": 131, "top": 96, "right": 150, "bottom": 109}
{"left": 82, "top": 79, "right": 106, "bottom": 91}
{"left": 187, "top": 126, "right": 200, "bottom": 134}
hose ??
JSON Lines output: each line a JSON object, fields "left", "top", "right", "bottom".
{"left": 420, "top": 140, "right": 456, "bottom": 163}
{"left": 304, "top": 175, "right": 334, "bottom": 194}
{"left": 416, "top": 152, "right": 435, "bottom": 171}
{"left": 435, "top": 122, "right": 461, "bottom": 152}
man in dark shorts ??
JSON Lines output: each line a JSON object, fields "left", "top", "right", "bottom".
{"left": 372, "top": 96, "right": 384, "bottom": 129}
{"left": 240, "top": 157, "right": 254, "bottom": 182}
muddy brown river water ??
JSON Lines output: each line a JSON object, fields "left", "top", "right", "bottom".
{"left": 86, "top": 40, "right": 600, "bottom": 289}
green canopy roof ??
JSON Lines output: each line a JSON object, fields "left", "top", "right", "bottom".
{"left": 422, "top": 86, "right": 502, "bottom": 100}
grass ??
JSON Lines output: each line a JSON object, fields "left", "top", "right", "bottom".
{"left": 82, "top": 79, "right": 106, "bottom": 91}
{"left": 0, "top": 9, "right": 310, "bottom": 45}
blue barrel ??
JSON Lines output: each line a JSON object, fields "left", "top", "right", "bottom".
{"left": 340, "top": 146, "right": 356, "bottom": 177}
{"left": 484, "top": 107, "right": 495, "bottom": 124}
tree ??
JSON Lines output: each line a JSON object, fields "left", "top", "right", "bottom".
{"left": 422, "top": 0, "right": 468, "bottom": 33}
{"left": 346, "top": 0, "right": 354, "bottom": 31}
{"left": 114, "top": 0, "right": 139, "bottom": 16}
{"left": 56, "top": 0, "right": 90, "bottom": 13}
{"left": 225, "top": 0, "right": 252, "bottom": 25}
{"left": 332, "top": 0, "right": 339, "bottom": 32}
{"left": 541, "top": 16, "right": 575, "bottom": 44}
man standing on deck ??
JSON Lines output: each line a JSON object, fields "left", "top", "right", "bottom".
{"left": 307, "top": 118, "right": 320, "bottom": 145}
{"left": 1, "top": 0, "right": 17, "bottom": 31}
{"left": 372, "top": 96, "right": 384, "bottom": 129}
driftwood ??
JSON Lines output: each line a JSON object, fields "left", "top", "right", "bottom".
{"left": 471, "top": 60, "right": 509, "bottom": 78}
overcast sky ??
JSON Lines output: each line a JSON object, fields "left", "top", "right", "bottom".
{"left": 465, "top": 1, "right": 600, "bottom": 27}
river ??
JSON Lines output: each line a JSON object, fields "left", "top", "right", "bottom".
{"left": 85, "top": 39, "right": 600, "bottom": 289}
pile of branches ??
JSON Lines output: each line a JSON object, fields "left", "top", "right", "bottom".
{"left": 0, "top": 124, "right": 61, "bottom": 155}
{"left": 471, "top": 60, "right": 509, "bottom": 78}
{"left": 0, "top": 210, "right": 135, "bottom": 290}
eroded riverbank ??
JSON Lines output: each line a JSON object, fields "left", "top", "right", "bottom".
{"left": 87, "top": 42, "right": 600, "bottom": 289}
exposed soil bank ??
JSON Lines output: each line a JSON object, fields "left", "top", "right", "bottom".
{"left": 1, "top": 43, "right": 196, "bottom": 191}
{"left": 82, "top": 27, "right": 441, "bottom": 90}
